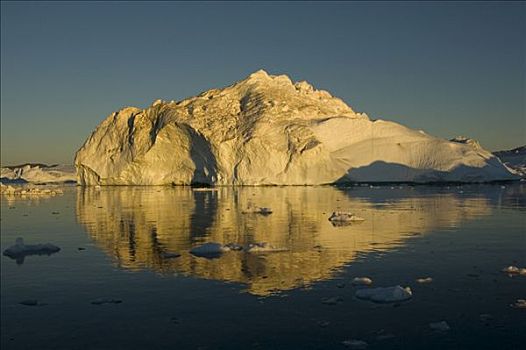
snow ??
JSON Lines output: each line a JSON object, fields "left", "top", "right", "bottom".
{"left": 355, "top": 285, "right": 412, "bottom": 303}
{"left": 74, "top": 70, "right": 518, "bottom": 185}
{"left": 3, "top": 238, "right": 60, "bottom": 261}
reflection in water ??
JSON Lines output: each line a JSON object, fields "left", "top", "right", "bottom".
{"left": 76, "top": 186, "right": 492, "bottom": 295}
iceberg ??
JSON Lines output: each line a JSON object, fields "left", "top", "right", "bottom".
{"left": 74, "top": 70, "right": 517, "bottom": 185}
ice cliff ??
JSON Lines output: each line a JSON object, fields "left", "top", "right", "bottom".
{"left": 75, "top": 70, "right": 517, "bottom": 185}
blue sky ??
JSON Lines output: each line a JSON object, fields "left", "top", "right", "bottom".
{"left": 1, "top": 1, "right": 525, "bottom": 164}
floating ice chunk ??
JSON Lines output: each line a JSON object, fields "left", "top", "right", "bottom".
{"left": 224, "top": 243, "right": 243, "bottom": 251}
{"left": 416, "top": 277, "right": 433, "bottom": 284}
{"left": 321, "top": 296, "right": 343, "bottom": 305}
{"left": 328, "top": 212, "right": 365, "bottom": 224}
{"left": 246, "top": 242, "right": 288, "bottom": 253}
{"left": 160, "top": 252, "right": 181, "bottom": 259}
{"left": 91, "top": 298, "right": 123, "bottom": 305}
{"left": 501, "top": 265, "right": 526, "bottom": 275}
{"left": 242, "top": 206, "right": 273, "bottom": 215}
{"left": 429, "top": 321, "right": 450, "bottom": 332}
{"left": 3, "top": 238, "right": 60, "bottom": 264}
{"left": 352, "top": 277, "right": 373, "bottom": 286}
{"left": 355, "top": 285, "right": 412, "bottom": 303}
{"left": 190, "top": 242, "right": 230, "bottom": 258}
{"left": 511, "top": 299, "right": 526, "bottom": 309}
{"left": 342, "top": 339, "right": 368, "bottom": 349}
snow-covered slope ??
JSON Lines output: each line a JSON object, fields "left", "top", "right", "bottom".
{"left": 1, "top": 164, "right": 76, "bottom": 184}
{"left": 494, "top": 146, "right": 526, "bottom": 178}
{"left": 75, "top": 70, "right": 517, "bottom": 185}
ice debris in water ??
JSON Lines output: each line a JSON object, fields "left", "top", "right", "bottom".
{"left": 416, "top": 277, "right": 433, "bottom": 284}
{"left": 351, "top": 277, "right": 373, "bottom": 286}
{"left": 160, "top": 252, "right": 181, "bottom": 259}
{"left": 429, "top": 321, "right": 451, "bottom": 332}
{"left": 19, "top": 299, "right": 43, "bottom": 306}
{"left": 223, "top": 243, "right": 243, "bottom": 251}
{"left": 190, "top": 242, "right": 230, "bottom": 258}
{"left": 355, "top": 286, "right": 412, "bottom": 303}
{"left": 511, "top": 299, "right": 526, "bottom": 309}
{"left": 321, "top": 296, "right": 344, "bottom": 305}
{"left": 3, "top": 238, "right": 60, "bottom": 263}
{"left": 328, "top": 211, "right": 365, "bottom": 225}
{"left": 501, "top": 266, "right": 526, "bottom": 275}
{"left": 91, "top": 298, "right": 123, "bottom": 305}
{"left": 246, "top": 242, "right": 288, "bottom": 253}
{"left": 242, "top": 206, "right": 273, "bottom": 215}
{"left": 342, "top": 339, "right": 368, "bottom": 349}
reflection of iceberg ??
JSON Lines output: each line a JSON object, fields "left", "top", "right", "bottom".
{"left": 76, "top": 186, "right": 493, "bottom": 296}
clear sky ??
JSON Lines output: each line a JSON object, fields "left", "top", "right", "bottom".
{"left": 1, "top": 1, "right": 525, "bottom": 165}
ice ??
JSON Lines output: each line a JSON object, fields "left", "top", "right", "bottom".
{"left": 416, "top": 277, "right": 433, "bottom": 283}
{"left": 328, "top": 211, "right": 365, "bottom": 223}
{"left": 351, "top": 277, "right": 373, "bottom": 286}
{"left": 511, "top": 299, "right": 526, "bottom": 309}
{"left": 3, "top": 238, "right": 60, "bottom": 264}
{"left": 321, "top": 296, "right": 343, "bottom": 305}
{"left": 160, "top": 252, "right": 181, "bottom": 259}
{"left": 429, "top": 321, "right": 451, "bottom": 332}
{"left": 355, "top": 285, "right": 412, "bottom": 303}
{"left": 91, "top": 298, "right": 123, "bottom": 305}
{"left": 242, "top": 206, "right": 273, "bottom": 215}
{"left": 501, "top": 265, "right": 526, "bottom": 275}
{"left": 245, "top": 242, "right": 288, "bottom": 253}
{"left": 75, "top": 70, "right": 518, "bottom": 186}
{"left": 342, "top": 339, "right": 368, "bottom": 349}
{"left": 190, "top": 242, "right": 230, "bottom": 258}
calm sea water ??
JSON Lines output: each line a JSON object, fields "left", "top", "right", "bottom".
{"left": 1, "top": 184, "right": 525, "bottom": 349}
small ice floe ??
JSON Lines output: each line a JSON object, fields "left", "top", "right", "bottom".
{"left": 511, "top": 299, "right": 526, "bottom": 309}
{"left": 3, "top": 238, "right": 60, "bottom": 264}
{"left": 321, "top": 296, "right": 343, "bottom": 305}
{"left": 416, "top": 277, "right": 433, "bottom": 284}
{"left": 192, "top": 187, "right": 218, "bottom": 192}
{"left": 246, "top": 242, "right": 288, "bottom": 253}
{"left": 190, "top": 242, "right": 230, "bottom": 258}
{"left": 91, "top": 298, "right": 123, "bottom": 305}
{"left": 501, "top": 266, "right": 526, "bottom": 275}
{"left": 224, "top": 243, "right": 243, "bottom": 251}
{"left": 160, "top": 252, "right": 181, "bottom": 259}
{"left": 317, "top": 320, "right": 330, "bottom": 328}
{"left": 355, "top": 286, "right": 412, "bottom": 303}
{"left": 328, "top": 212, "right": 364, "bottom": 226}
{"left": 479, "top": 314, "right": 493, "bottom": 322}
{"left": 429, "top": 321, "right": 450, "bottom": 332}
{"left": 341, "top": 339, "right": 368, "bottom": 349}
{"left": 352, "top": 277, "right": 373, "bottom": 286}
{"left": 242, "top": 206, "right": 273, "bottom": 215}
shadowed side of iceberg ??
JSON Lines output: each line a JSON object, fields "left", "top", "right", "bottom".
{"left": 337, "top": 160, "right": 519, "bottom": 184}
